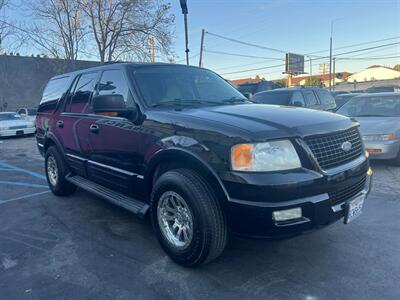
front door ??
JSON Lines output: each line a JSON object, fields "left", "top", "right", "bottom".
{"left": 86, "top": 69, "right": 147, "bottom": 199}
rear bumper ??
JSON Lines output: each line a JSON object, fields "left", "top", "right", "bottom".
{"left": 0, "top": 127, "right": 35, "bottom": 137}
{"left": 223, "top": 155, "right": 371, "bottom": 238}
{"left": 364, "top": 140, "right": 400, "bottom": 160}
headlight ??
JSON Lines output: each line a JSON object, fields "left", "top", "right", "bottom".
{"left": 231, "top": 140, "right": 301, "bottom": 172}
{"left": 362, "top": 134, "right": 394, "bottom": 141}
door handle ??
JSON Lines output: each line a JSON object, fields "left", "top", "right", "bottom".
{"left": 90, "top": 124, "right": 99, "bottom": 134}
{"left": 56, "top": 120, "right": 64, "bottom": 128}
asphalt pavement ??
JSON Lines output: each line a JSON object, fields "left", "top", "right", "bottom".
{"left": 0, "top": 136, "right": 399, "bottom": 300}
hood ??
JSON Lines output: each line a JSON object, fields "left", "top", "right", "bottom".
{"left": 356, "top": 116, "right": 400, "bottom": 136}
{"left": 0, "top": 119, "right": 34, "bottom": 128}
{"left": 149, "top": 104, "right": 354, "bottom": 141}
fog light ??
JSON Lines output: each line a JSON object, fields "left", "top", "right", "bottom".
{"left": 273, "top": 207, "right": 302, "bottom": 222}
{"left": 367, "top": 167, "right": 373, "bottom": 176}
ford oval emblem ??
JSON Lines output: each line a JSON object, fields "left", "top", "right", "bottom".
{"left": 341, "top": 141, "right": 352, "bottom": 152}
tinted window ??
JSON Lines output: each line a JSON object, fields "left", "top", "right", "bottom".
{"left": 133, "top": 66, "right": 245, "bottom": 107}
{"left": 315, "top": 89, "right": 336, "bottom": 108}
{"left": 290, "top": 91, "right": 305, "bottom": 106}
{"left": 65, "top": 72, "right": 98, "bottom": 113}
{"left": 337, "top": 95, "right": 400, "bottom": 117}
{"left": 302, "top": 90, "right": 319, "bottom": 106}
{"left": 252, "top": 92, "right": 291, "bottom": 105}
{"left": 97, "top": 70, "right": 129, "bottom": 101}
{"left": 41, "top": 76, "right": 71, "bottom": 104}
{"left": 27, "top": 109, "right": 37, "bottom": 115}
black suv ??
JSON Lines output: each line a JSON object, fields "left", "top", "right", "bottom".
{"left": 252, "top": 87, "right": 337, "bottom": 111}
{"left": 36, "top": 63, "right": 371, "bottom": 267}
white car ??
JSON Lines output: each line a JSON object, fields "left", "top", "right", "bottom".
{"left": 16, "top": 107, "right": 37, "bottom": 123}
{"left": 0, "top": 112, "right": 36, "bottom": 137}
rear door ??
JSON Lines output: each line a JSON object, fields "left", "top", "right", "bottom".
{"left": 59, "top": 71, "right": 100, "bottom": 176}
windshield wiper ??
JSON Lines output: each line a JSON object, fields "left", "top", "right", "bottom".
{"left": 221, "top": 97, "right": 246, "bottom": 104}
{"left": 151, "top": 99, "right": 222, "bottom": 108}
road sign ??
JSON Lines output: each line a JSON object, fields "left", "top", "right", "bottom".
{"left": 285, "top": 53, "right": 304, "bottom": 75}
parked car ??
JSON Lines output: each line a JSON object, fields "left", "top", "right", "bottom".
{"left": 0, "top": 112, "right": 36, "bottom": 137}
{"left": 251, "top": 87, "right": 337, "bottom": 111}
{"left": 337, "top": 92, "right": 400, "bottom": 165}
{"left": 331, "top": 91, "right": 350, "bottom": 98}
{"left": 365, "top": 86, "right": 400, "bottom": 93}
{"left": 334, "top": 93, "right": 363, "bottom": 110}
{"left": 16, "top": 107, "right": 37, "bottom": 123}
{"left": 237, "top": 80, "right": 282, "bottom": 99}
{"left": 36, "top": 63, "right": 371, "bottom": 267}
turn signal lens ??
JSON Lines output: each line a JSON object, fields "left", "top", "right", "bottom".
{"left": 231, "top": 144, "right": 254, "bottom": 170}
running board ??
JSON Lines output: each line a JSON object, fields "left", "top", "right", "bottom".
{"left": 66, "top": 174, "right": 149, "bottom": 218}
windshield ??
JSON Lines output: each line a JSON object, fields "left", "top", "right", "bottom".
{"left": 0, "top": 113, "right": 21, "bottom": 121}
{"left": 337, "top": 94, "right": 400, "bottom": 117}
{"left": 27, "top": 109, "right": 37, "bottom": 115}
{"left": 132, "top": 66, "right": 246, "bottom": 107}
{"left": 252, "top": 91, "right": 291, "bottom": 105}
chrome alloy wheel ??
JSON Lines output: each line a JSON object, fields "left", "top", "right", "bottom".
{"left": 47, "top": 155, "right": 58, "bottom": 186}
{"left": 157, "top": 191, "right": 194, "bottom": 249}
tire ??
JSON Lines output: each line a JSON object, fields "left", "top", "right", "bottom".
{"left": 45, "top": 146, "right": 77, "bottom": 196}
{"left": 150, "top": 169, "right": 228, "bottom": 267}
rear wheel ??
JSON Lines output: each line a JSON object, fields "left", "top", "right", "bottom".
{"left": 151, "top": 169, "right": 228, "bottom": 267}
{"left": 45, "top": 146, "right": 77, "bottom": 196}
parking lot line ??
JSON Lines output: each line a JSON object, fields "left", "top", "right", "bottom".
{"left": 0, "top": 180, "right": 49, "bottom": 188}
{"left": 0, "top": 190, "right": 50, "bottom": 205}
{"left": 0, "top": 161, "right": 46, "bottom": 180}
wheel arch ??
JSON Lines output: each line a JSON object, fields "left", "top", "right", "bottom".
{"left": 145, "top": 148, "right": 230, "bottom": 206}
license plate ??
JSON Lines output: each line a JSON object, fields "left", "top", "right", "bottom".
{"left": 344, "top": 194, "right": 365, "bottom": 224}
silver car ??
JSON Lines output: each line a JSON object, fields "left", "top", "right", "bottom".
{"left": 0, "top": 112, "right": 36, "bottom": 137}
{"left": 337, "top": 93, "right": 400, "bottom": 165}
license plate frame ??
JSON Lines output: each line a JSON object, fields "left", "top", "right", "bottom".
{"left": 344, "top": 194, "right": 365, "bottom": 224}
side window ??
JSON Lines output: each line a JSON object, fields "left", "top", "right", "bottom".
{"left": 302, "top": 90, "right": 319, "bottom": 106}
{"left": 65, "top": 72, "right": 98, "bottom": 113}
{"left": 39, "top": 76, "right": 71, "bottom": 113}
{"left": 290, "top": 92, "right": 305, "bottom": 106}
{"left": 97, "top": 70, "right": 129, "bottom": 102}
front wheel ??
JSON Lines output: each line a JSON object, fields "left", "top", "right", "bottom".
{"left": 45, "top": 146, "right": 77, "bottom": 196}
{"left": 151, "top": 169, "right": 228, "bottom": 267}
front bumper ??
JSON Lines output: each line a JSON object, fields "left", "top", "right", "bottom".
{"left": 0, "top": 127, "right": 35, "bottom": 137}
{"left": 364, "top": 140, "right": 400, "bottom": 160}
{"left": 223, "top": 155, "right": 371, "bottom": 238}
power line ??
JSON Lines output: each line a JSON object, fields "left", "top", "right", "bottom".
{"left": 214, "top": 60, "right": 278, "bottom": 71}
{"left": 204, "top": 49, "right": 283, "bottom": 60}
{"left": 206, "top": 31, "right": 289, "bottom": 54}
{"left": 336, "top": 55, "right": 400, "bottom": 60}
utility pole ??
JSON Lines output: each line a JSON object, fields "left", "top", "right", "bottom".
{"left": 150, "top": 36, "right": 155, "bottom": 63}
{"left": 332, "top": 57, "right": 336, "bottom": 90}
{"left": 329, "top": 21, "right": 333, "bottom": 91}
{"left": 179, "top": 0, "right": 190, "bottom": 65}
{"left": 199, "top": 29, "right": 205, "bottom": 67}
{"left": 309, "top": 56, "right": 312, "bottom": 86}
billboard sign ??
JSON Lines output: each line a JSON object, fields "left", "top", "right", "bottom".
{"left": 285, "top": 53, "right": 304, "bottom": 75}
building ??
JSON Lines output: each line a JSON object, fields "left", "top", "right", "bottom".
{"left": 230, "top": 75, "right": 265, "bottom": 86}
{"left": 0, "top": 54, "right": 101, "bottom": 111}
{"left": 288, "top": 72, "right": 352, "bottom": 87}
{"left": 346, "top": 66, "right": 400, "bottom": 82}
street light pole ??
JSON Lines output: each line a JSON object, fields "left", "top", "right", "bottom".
{"left": 309, "top": 56, "right": 312, "bottom": 86}
{"left": 199, "top": 29, "right": 205, "bottom": 67}
{"left": 180, "top": 0, "right": 190, "bottom": 65}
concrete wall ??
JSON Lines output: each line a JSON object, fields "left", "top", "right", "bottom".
{"left": 0, "top": 55, "right": 101, "bottom": 111}
{"left": 334, "top": 78, "right": 400, "bottom": 92}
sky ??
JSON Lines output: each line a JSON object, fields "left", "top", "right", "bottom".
{"left": 2, "top": 0, "right": 400, "bottom": 81}
{"left": 169, "top": 0, "right": 400, "bottom": 80}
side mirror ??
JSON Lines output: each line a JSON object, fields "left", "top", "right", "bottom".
{"left": 292, "top": 101, "right": 304, "bottom": 107}
{"left": 243, "top": 92, "right": 252, "bottom": 99}
{"left": 92, "top": 94, "right": 138, "bottom": 119}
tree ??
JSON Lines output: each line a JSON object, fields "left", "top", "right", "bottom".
{"left": 0, "top": 0, "right": 10, "bottom": 51}
{"left": 394, "top": 64, "right": 400, "bottom": 71}
{"left": 275, "top": 79, "right": 287, "bottom": 87}
{"left": 28, "top": 0, "right": 87, "bottom": 60}
{"left": 79, "top": 0, "right": 174, "bottom": 62}
{"left": 304, "top": 77, "right": 323, "bottom": 87}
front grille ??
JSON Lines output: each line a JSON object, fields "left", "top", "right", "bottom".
{"left": 305, "top": 127, "right": 363, "bottom": 169}
{"left": 9, "top": 125, "right": 27, "bottom": 130}
{"left": 329, "top": 176, "right": 367, "bottom": 206}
